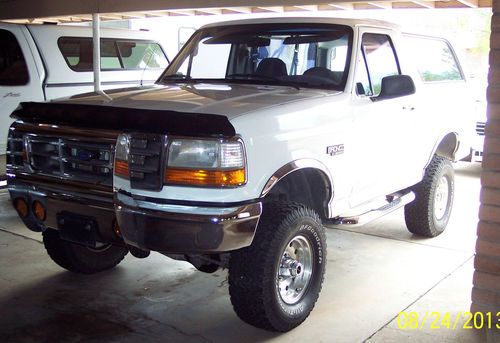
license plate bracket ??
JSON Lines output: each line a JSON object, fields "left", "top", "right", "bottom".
{"left": 56, "top": 211, "right": 100, "bottom": 247}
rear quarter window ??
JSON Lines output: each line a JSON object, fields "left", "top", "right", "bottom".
{"left": 404, "top": 35, "right": 463, "bottom": 82}
{"left": 58, "top": 37, "right": 168, "bottom": 72}
{"left": 0, "top": 29, "right": 29, "bottom": 85}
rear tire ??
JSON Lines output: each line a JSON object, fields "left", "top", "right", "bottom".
{"left": 404, "top": 156, "right": 454, "bottom": 237}
{"left": 229, "top": 202, "right": 326, "bottom": 332}
{"left": 42, "top": 229, "right": 128, "bottom": 274}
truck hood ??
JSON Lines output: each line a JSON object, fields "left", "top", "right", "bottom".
{"left": 59, "top": 83, "right": 338, "bottom": 120}
{"left": 13, "top": 83, "right": 340, "bottom": 137}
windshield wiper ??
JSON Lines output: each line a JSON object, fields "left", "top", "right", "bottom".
{"left": 161, "top": 74, "right": 206, "bottom": 85}
{"left": 226, "top": 74, "right": 301, "bottom": 90}
{"left": 161, "top": 74, "right": 194, "bottom": 83}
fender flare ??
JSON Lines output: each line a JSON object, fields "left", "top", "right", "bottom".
{"left": 260, "top": 159, "right": 334, "bottom": 217}
{"left": 427, "top": 132, "right": 459, "bottom": 167}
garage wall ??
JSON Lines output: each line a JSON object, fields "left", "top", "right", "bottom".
{"left": 472, "top": 0, "right": 500, "bottom": 328}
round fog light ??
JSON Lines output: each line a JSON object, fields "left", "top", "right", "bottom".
{"left": 14, "top": 198, "right": 28, "bottom": 218}
{"left": 32, "top": 201, "right": 46, "bottom": 221}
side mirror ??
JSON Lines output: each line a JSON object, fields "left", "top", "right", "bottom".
{"left": 371, "top": 75, "right": 415, "bottom": 102}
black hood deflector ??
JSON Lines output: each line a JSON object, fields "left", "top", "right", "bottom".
{"left": 12, "top": 102, "right": 236, "bottom": 137}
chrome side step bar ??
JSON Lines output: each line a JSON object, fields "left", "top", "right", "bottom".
{"left": 330, "top": 192, "right": 415, "bottom": 227}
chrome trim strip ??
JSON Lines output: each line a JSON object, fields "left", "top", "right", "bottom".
{"left": 261, "top": 159, "right": 333, "bottom": 197}
{"left": 260, "top": 158, "right": 334, "bottom": 217}
{"left": 118, "top": 192, "right": 251, "bottom": 216}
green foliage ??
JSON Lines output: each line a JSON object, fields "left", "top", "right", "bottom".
{"left": 422, "top": 70, "right": 462, "bottom": 82}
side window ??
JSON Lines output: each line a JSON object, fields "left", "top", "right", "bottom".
{"left": 100, "top": 40, "right": 121, "bottom": 69}
{"left": 58, "top": 37, "right": 168, "bottom": 72}
{"left": 117, "top": 41, "right": 168, "bottom": 69}
{"left": 404, "top": 36, "right": 463, "bottom": 82}
{"left": 0, "top": 29, "right": 29, "bottom": 86}
{"left": 360, "top": 33, "right": 400, "bottom": 96}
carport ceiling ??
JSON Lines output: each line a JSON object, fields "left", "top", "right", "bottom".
{"left": 0, "top": 0, "right": 492, "bottom": 24}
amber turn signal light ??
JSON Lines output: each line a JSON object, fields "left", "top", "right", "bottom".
{"left": 165, "top": 168, "right": 246, "bottom": 187}
{"left": 114, "top": 159, "right": 130, "bottom": 179}
{"left": 14, "top": 198, "right": 28, "bottom": 218}
{"left": 32, "top": 201, "right": 46, "bottom": 221}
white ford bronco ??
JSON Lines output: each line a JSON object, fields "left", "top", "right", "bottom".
{"left": 7, "top": 17, "right": 474, "bottom": 332}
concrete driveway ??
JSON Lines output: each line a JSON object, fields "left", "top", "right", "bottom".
{"left": 0, "top": 162, "right": 486, "bottom": 342}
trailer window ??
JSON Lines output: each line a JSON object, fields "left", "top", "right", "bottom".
{"left": 0, "top": 29, "right": 29, "bottom": 85}
{"left": 58, "top": 37, "right": 168, "bottom": 72}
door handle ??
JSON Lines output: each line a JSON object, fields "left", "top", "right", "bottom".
{"left": 403, "top": 105, "right": 415, "bottom": 111}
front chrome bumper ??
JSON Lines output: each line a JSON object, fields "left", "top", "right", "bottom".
{"left": 7, "top": 174, "right": 121, "bottom": 245}
{"left": 115, "top": 191, "right": 262, "bottom": 253}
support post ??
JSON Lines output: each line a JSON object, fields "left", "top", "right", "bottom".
{"left": 92, "top": 13, "right": 111, "bottom": 100}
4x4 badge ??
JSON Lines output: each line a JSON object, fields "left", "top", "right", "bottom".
{"left": 327, "top": 144, "right": 344, "bottom": 156}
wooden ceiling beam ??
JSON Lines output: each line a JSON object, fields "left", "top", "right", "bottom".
{"left": 456, "top": 0, "right": 479, "bottom": 7}
{"left": 221, "top": 7, "right": 253, "bottom": 14}
{"left": 411, "top": 1, "right": 436, "bottom": 8}
{"left": 291, "top": 5, "right": 319, "bottom": 11}
{"left": 166, "top": 10, "right": 196, "bottom": 16}
{"left": 254, "top": 6, "right": 285, "bottom": 13}
{"left": 323, "top": 3, "right": 355, "bottom": 10}
{"left": 195, "top": 8, "right": 223, "bottom": 15}
{"left": 367, "top": 2, "right": 394, "bottom": 9}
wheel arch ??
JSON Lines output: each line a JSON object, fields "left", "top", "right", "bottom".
{"left": 430, "top": 132, "right": 459, "bottom": 165}
{"left": 260, "top": 159, "right": 333, "bottom": 219}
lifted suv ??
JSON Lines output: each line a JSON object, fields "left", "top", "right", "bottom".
{"left": 7, "top": 18, "right": 473, "bottom": 332}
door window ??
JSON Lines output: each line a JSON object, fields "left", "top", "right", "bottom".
{"left": 359, "top": 33, "right": 400, "bottom": 96}
{"left": 0, "top": 29, "right": 29, "bottom": 85}
{"left": 403, "top": 35, "right": 463, "bottom": 82}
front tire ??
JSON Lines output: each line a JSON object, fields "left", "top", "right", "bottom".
{"left": 42, "top": 229, "right": 128, "bottom": 274}
{"left": 404, "top": 156, "right": 454, "bottom": 237}
{"left": 229, "top": 202, "right": 326, "bottom": 332}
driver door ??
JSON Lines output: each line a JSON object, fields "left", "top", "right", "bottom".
{"left": 349, "top": 29, "right": 419, "bottom": 207}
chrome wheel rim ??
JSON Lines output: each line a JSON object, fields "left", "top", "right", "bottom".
{"left": 277, "top": 235, "right": 313, "bottom": 305}
{"left": 434, "top": 176, "right": 450, "bottom": 220}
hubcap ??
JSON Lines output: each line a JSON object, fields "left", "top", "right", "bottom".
{"left": 434, "top": 176, "right": 450, "bottom": 220}
{"left": 277, "top": 235, "right": 313, "bottom": 305}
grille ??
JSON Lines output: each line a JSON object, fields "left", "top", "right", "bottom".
{"left": 24, "top": 135, "right": 114, "bottom": 186}
{"left": 6, "top": 128, "right": 25, "bottom": 170}
{"left": 476, "top": 121, "right": 486, "bottom": 136}
{"left": 128, "top": 134, "right": 164, "bottom": 190}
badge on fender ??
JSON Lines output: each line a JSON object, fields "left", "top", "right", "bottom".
{"left": 327, "top": 144, "right": 344, "bottom": 156}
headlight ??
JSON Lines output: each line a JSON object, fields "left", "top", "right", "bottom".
{"left": 165, "top": 139, "right": 246, "bottom": 187}
{"left": 114, "top": 134, "right": 130, "bottom": 179}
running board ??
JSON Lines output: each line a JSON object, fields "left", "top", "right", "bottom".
{"left": 330, "top": 192, "right": 415, "bottom": 227}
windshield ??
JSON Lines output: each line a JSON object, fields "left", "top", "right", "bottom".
{"left": 159, "top": 23, "right": 353, "bottom": 91}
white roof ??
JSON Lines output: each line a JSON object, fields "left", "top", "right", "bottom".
{"left": 26, "top": 22, "right": 162, "bottom": 40}
{"left": 200, "top": 16, "right": 400, "bottom": 30}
